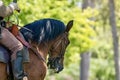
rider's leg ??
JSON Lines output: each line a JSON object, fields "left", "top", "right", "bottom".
{"left": 0, "top": 28, "right": 28, "bottom": 80}
{"left": 11, "top": 49, "right": 26, "bottom": 80}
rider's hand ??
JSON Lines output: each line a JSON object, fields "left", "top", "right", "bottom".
{"left": 9, "top": 2, "right": 20, "bottom": 12}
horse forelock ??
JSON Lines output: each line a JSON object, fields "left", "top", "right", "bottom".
{"left": 20, "top": 18, "right": 66, "bottom": 43}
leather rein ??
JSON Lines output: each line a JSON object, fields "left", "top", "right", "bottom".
{"left": 29, "top": 45, "right": 46, "bottom": 63}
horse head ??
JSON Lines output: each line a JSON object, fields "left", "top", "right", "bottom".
{"left": 47, "top": 20, "right": 73, "bottom": 73}
{"left": 20, "top": 19, "right": 73, "bottom": 73}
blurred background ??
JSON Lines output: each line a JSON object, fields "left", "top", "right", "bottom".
{"left": 4, "top": 0, "right": 120, "bottom": 80}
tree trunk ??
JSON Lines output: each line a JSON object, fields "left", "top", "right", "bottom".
{"left": 82, "top": 0, "right": 95, "bottom": 9}
{"left": 108, "top": 0, "right": 120, "bottom": 80}
{"left": 80, "top": 0, "right": 95, "bottom": 80}
{"left": 80, "top": 52, "right": 91, "bottom": 80}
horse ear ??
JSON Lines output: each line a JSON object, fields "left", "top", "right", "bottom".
{"left": 65, "top": 20, "right": 74, "bottom": 32}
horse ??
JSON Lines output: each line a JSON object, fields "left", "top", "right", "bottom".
{"left": 0, "top": 18, "right": 73, "bottom": 80}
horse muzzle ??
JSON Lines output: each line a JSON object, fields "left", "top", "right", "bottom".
{"left": 47, "top": 57, "right": 64, "bottom": 73}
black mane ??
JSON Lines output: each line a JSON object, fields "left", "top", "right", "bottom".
{"left": 20, "top": 18, "right": 66, "bottom": 43}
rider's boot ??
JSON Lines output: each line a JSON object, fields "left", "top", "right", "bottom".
{"left": 11, "top": 49, "right": 28, "bottom": 80}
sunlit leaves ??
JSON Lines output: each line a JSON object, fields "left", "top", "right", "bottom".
{"left": 4, "top": 0, "right": 98, "bottom": 63}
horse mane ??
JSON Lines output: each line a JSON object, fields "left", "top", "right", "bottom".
{"left": 20, "top": 18, "right": 66, "bottom": 43}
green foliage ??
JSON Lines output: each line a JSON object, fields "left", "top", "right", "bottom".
{"left": 90, "top": 58, "right": 115, "bottom": 80}
{"left": 14, "top": 0, "right": 98, "bottom": 65}
{"left": 3, "top": 0, "right": 119, "bottom": 80}
{"left": 3, "top": 0, "right": 98, "bottom": 54}
{"left": 17, "top": 1, "right": 98, "bottom": 79}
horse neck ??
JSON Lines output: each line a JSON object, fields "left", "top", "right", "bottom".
{"left": 40, "top": 40, "right": 55, "bottom": 58}
{"left": 30, "top": 38, "right": 59, "bottom": 60}
{"left": 31, "top": 42, "right": 49, "bottom": 60}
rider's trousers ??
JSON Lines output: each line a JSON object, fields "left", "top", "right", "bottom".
{"left": 0, "top": 28, "right": 23, "bottom": 59}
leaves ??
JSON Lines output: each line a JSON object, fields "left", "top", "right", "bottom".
{"left": 3, "top": 0, "right": 118, "bottom": 80}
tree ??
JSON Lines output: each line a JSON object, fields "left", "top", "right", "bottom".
{"left": 108, "top": 0, "right": 120, "bottom": 80}
{"left": 80, "top": 0, "right": 95, "bottom": 80}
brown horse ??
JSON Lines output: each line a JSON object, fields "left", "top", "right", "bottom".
{"left": 0, "top": 18, "right": 73, "bottom": 80}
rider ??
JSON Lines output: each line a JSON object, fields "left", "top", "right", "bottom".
{"left": 0, "top": 1, "right": 27, "bottom": 80}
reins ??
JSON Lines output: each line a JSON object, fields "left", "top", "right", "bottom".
{"left": 29, "top": 46, "right": 46, "bottom": 63}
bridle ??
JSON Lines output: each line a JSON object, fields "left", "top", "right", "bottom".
{"left": 50, "top": 32, "right": 68, "bottom": 58}
{"left": 47, "top": 32, "right": 69, "bottom": 70}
